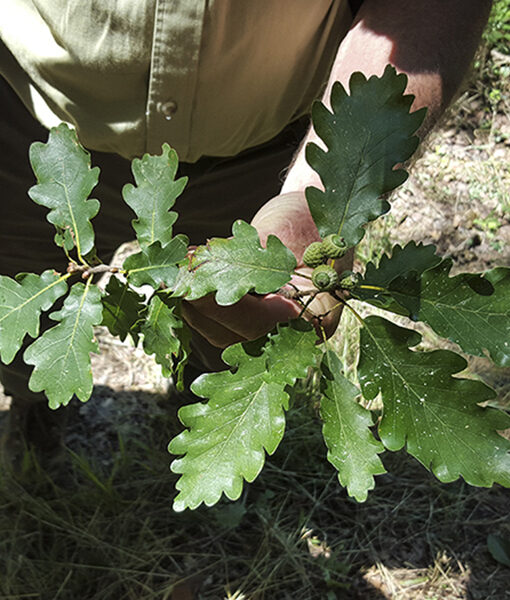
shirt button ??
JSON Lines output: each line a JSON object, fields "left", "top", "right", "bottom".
{"left": 158, "top": 100, "right": 178, "bottom": 120}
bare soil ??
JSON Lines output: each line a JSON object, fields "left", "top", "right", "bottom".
{"left": 1, "top": 59, "right": 509, "bottom": 600}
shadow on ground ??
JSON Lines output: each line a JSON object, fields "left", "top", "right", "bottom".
{"left": 0, "top": 384, "right": 508, "bottom": 600}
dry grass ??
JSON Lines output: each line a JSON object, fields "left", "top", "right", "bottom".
{"left": 1, "top": 390, "right": 509, "bottom": 599}
{"left": 1, "top": 10, "right": 510, "bottom": 600}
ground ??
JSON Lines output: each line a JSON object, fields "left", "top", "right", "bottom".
{"left": 1, "top": 36, "right": 509, "bottom": 600}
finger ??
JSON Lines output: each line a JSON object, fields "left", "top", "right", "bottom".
{"left": 186, "top": 294, "right": 301, "bottom": 340}
{"left": 303, "top": 291, "right": 343, "bottom": 339}
{"left": 181, "top": 302, "right": 247, "bottom": 348}
{"left": 251, "top": 192, "right": 321, "bottom": 262}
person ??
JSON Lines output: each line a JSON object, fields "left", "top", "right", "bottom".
{"left": 0, "top": 1, "right": 492, "bottom": 463}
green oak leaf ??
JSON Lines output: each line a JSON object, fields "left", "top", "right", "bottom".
{"left": 101, "top": 276, "right": 145, "bottom": 343}
{"left": 173, "top": 220, "right": 296, "bottom": 305}
{"left": 141, "top": 295, "right": 187, "bottom": 377}
{"left": 306, "top": 65, "right": 426, "bottom": 245}
{"left": 169, "top": 346, "right": 288, "bottom": 511}
{"left": 487, "top": 534, "right": 510, "bottom": 568}
{"left": 24, "top": 282, "right": 103, "bottom": 409}
{"left": 358, "top": 316, "right": 510, "bottom": 488}
{"left": 392, "top": 261, "right": 510, "bottom": 367}
{"left": 320, "top": 351, "right": 386, "bottom": 502}
{"left": 28, "top": 123, "right": 100, "bottom": 257}
{"left": 122, "top": 144, "right": 187, "bottom": 248}
{"left": 0, "top": 271, "right": 68, "bottom": 364}
{"left": 172, "top": 321, "right": 192, "bottom": 392}
{"left": 169, "top": 319, "right": 316, "bottom": 511}
{"left": 263, "top": 319, "right": 322, "bottom": 385}
{"left": 123, "top": 235, "right": 189, "bottom": 288}
{"left": 354, "top": 241, "right": 442, "bottom": 313}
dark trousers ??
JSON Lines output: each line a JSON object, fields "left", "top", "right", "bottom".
{"left": 0, "top": 77, "right": 307, "bottom": 402}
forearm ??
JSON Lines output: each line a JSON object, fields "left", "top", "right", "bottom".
{"left": 282, "top": 0, "right": 492, "bottom": 193}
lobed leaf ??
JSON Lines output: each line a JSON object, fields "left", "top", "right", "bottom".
{"left": 169, "top": 319, "right": 319, "bottom": 511}
{"left": 24, "top": 282, "right": 103, "bottom": 409}
{"left": 101, "top": 276, "right": 145, "bottom": 343}
{"left": 355, "top": 241, "right": 441, "bottom": 313}
{"left": 263, "top": 319, "right": 322, "bottom": 385}
{"left": 141, "top": 295, "right": 188, "bottom": 377}
{"left": 306, "top": 65, "right": 425, "bottom": 246}
{"left": 358, "top": 316, "right": 510, "bottom": 488}
{"left": 28, "top": 123, "right": 100, "bottom": 257}
{"left": 0, "top": 271, "right": 69, "bottom": 365}
{"left": 169, "top": 346, "right": 288, "bottom": 511}
{"left": 320, "top": 351, "right": 386, "bottom": 502}
{"left": 357, "top": 246, "right": 510, "bottom": 366}
{"left": 173, "top": 220, "right": 296, "bottom": 305}
{"left": 122, "top": 144, "right": 187, "bottom": 248}
{"left": 123, "top": 235, "right": 189, "bottom": 288}
{"left": 393, "top": 262, "right": 510, "bottom": 367}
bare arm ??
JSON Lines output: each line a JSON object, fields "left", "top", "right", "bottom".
{"left": 282, "top": 0, "right": 493, "bottom": 193}
{"left": 184, "top": 1, "right": 492, "bottom": 348}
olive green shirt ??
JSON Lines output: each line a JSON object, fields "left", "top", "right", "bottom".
{"left": 1, "top": 1, "right": 352, "bottom": 162}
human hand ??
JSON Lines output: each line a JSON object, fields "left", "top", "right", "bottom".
{"left": 252, "top": 191, "right": 352, "bottom": 340}
{"left": 181, "top": 192, "right": 352, "bottom": 348}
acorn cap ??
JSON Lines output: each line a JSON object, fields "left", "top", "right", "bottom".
{"left": 303, "top": 241, "right": 326, "bottom": 268}
{"left": 311, "top": 264, "right": 339, "bottom": 291}
{"left": 321, "top": 234, "right": 347, "bottom": 259}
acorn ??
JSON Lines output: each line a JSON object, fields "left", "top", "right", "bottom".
{"left": 303, "top": 241, "right": 326, "bottom": 268}
{"left": 311, "top": 264, "right": 339, "bottom": 292}
{"left": 321, "top": 234, "right": 347, "bottom": 259}
{"left": 339, "top": 271, "right": 361, "bottom": 289}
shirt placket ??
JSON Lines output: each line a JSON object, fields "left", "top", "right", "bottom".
{"left": 145, "top": 0, "right": 207, "bottom": 162}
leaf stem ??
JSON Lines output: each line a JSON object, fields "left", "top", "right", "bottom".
{"left": 298, "top": 294, "right": 317, "bottom": 320}
{"left": 357, "top": 284, "right": 387, "bottom": 292}
{"left": 333, "top": 293, "right": 365, "bottom": 326}
{"left": 320, "top": 300, "right": 345, "bottom": 319}
{"left": 77, "top": 251, "right": 88, "bottom": 267}
{"left": 62, "top": 244, "right": 75, "bottom": 266}
{"left": 319, "top": 323, "right": 328, "bottom": 345}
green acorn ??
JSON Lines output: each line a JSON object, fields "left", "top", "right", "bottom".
{"left": 339, "top": 270, "right": 361, "bottom": 289}
{"left": 321, "top": 234, "right": 347, "bottom": 259}
{"left": 311, "top": 264, "right": 339, "bottom": 292}
{"left": 303, "top": 241, "right": 326, "bottom": 268}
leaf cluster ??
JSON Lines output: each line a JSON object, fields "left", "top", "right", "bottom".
{"left": 1, "top": 66, "right": 508, "bottom": 511}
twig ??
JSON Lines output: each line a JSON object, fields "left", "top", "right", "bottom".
{"left": 67, "top": 263, "right": 122, "bottom": 279}
{"left": 333, "top": 291, "right": 365, "bottom": 325}
{"left": 293, "top": 270, "right": 313, "bottom": 281}
{"left": 297, "top": 292, "right": 320, "bottom": 320}
{"left": 277, "top": 287, "right": 318, "bottom": 300}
